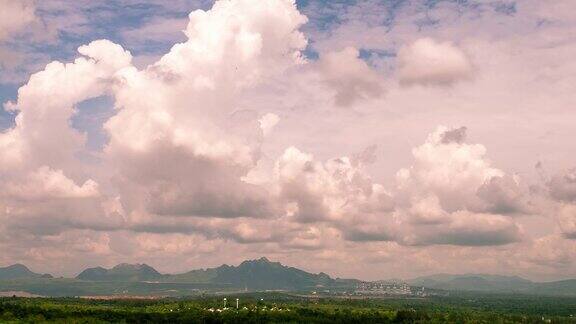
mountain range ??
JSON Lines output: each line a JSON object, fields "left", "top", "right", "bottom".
{"left": 0, "top": 264, "right": 52, "bottom": 281}
{"left": 1, "top": 258, "right": 576, "bottom": 297}
{"left": 76, "top": 263, "right": 162, "bottom": 282}
{"left": 75, "top": 257, "right": 351, "bottom": 290}
{"left": 408, "top": 273, "right": 576, "bottom": 296}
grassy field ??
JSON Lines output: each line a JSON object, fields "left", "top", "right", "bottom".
{"left": 1, "top": 292, "right": 576, "bottom": 323}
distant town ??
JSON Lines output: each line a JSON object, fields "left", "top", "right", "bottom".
{"left": 354, "top": 281, "right": 425, "bottom": 296}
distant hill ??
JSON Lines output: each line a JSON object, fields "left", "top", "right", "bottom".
{"left": 163, "top": 257, "right": 345, "bottom": 290}
{"left": 529, "top": 279, "right": 576, "bottom": 297}
{"left": 74, "top": 258, "right": 349, "bottom": 290}
{"left": 4, "top": 260, "right": 576, "bottom": 297}
{"left": 409, "top": 273, "right": 536, "bottom": 293}
{"left": 76, "top": 263, "right": 162, "bottom": 282}
{"left": 0, "top": 264, "right": 52, "bottom": 281}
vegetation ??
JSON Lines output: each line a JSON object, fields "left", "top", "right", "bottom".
{"left": 1, "top": 293, "right": 575, "bottom": 323}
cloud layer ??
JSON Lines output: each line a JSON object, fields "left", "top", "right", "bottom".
{"left": 0, "top": 0, "right": 575, "bottom": 280}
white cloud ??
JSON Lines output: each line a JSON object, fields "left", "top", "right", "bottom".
{"left": 389, "top": 126, "right": 527, "bottom": 246}
{"left": 258, "top": 113, "right": 280, "bottom": 136}
{"left": 317, "top": 47, "right": 384, "bottom": 106}
{"left": 1, "top": 39, "right": 132, "bottom": 171}
{"left": 395, "top": 126, "right": 504, "bottom": 212}
{"left": 101, "top": 0, "right": 308, "bottom": 221}
{"left": 1, "top": 166, "right": 99, "bottom": 200}
{"left": 270, "top": 126, "right": 528, "bottom": 247}
{"left": 274, "top": 146, "right": 393, "bottom": 223}
{"left": 0, "top": 40, "right": 132, "bottom": 237}
{"left": 397, "top": 37, "right": 473, "bottom": 86}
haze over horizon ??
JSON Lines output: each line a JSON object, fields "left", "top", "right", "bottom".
{"left": 0, "top": 0, "right": 575, "bottom": 282}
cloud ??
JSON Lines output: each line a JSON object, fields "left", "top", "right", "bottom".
{"left": 0, "top": 0, "right": 36, "bottom": 41}
{"left": 395, "top": 126, "right": 504, "bottom": 212}
{"left": 526, "top": 234, "right": 576, "bottom": 269}
{"left": 274, "top": 146, "right": 393, "bottom": 223}
{"left": 476, "top": 175, "right": 534, "bottom": 215}
{"left": 540, "top": 168, "right": 576, "bottom": 240}
{"left": 0, "top": 0, "right": 44, "bottom": 83}
{"left": 1, "top": 39, "right": 132, "bottom": 170}
{"left": 397, "top": 38, "right": 473, "bottom": 86}
{"left": 1, "top": 0, "right": 316, "bottom": 248}
{"left": 403, "top": 211, "right": 523, "bottom": 246}
{"left": 1, "top": 166, "right": 99, "bottom": 200}
{"left": 558, "top": 204, "right": 576, "bottom": 239}
{"left": 271, "top": 126, "right": 528, "bottom": 247}
{"left": 121, "top": 16, "right": 189, "bottom": 52}
{"left": 0, "top": 40, "right": 132, "bottom": 237}
{"left": 2, "top": 0, "right": 576, "bottom": 279}
{"left": 101, "top": 0, "right": 308, "bottom": 221}
{"left": 258, "top": 113, "right": 280, "bottom": 136}
{"left": 548, "top": 168, "right": 576, "bottom": 202}
{"left": 317, "top": 47, "right": 384, "bottom": 106}
{"left": 406, "top": 195, "right": 449, "bottom": 225}
{"left": 390, "top": 126, "right": 528, "bottom": 246}
{"left": 440, "top": 126, "right": 467, "bottom": 144}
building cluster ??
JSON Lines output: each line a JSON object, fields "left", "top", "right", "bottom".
{"left": 206, "top": 298, "right": 290, "bottom": 313}
{"left": 354, "top": 282, "right": 414, "bottom": 296}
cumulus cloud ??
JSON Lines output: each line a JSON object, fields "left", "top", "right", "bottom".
{"left": 269, "top": 126, "right": 529, "bottom": 247}
{"left": 0, "top": 40, "right": 133, "bottom": 240}
{"left": 317, "top": 47, "right": 384, "bottom": 106}
{"left": 1, "top": 0, "right": 315, "bottom": 249}
{"left": 275, "top": 146, "right": 393, "bottom": 223}
{"left": 2, "top": 39, "right": 132, "bottom": 170}
{"left": 395, "top": 126, "right": 504, "bottom": 211}
{"left": 545, "top": 171, "right": 576, "bottom": 239}
{"left": 539, "top": 168, "right": 576, "bottom": 239}
{"left": 476, "top": 175, "right": 534, "bottom": 215}
{"left": 391, "top": 126, "right": 528, "bottom": 246}
{"left": 397, "top": 38, "right": 473, "bottom": 86}
{"left": 102, "top": 0, "right": 308, "bottom": 221}
{"left": 0, "top": 1, "right": 526, "bottom": 252}
{"left": 107, "top": 124, "right": 533, "bottom": 248}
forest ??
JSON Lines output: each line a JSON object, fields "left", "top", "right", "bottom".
{"left": 1, "top": 292, "right": 576, "bottom": 323}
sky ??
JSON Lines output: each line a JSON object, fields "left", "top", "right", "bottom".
{"left": 0, "top": 0, "right": 575, "bottom": 281}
